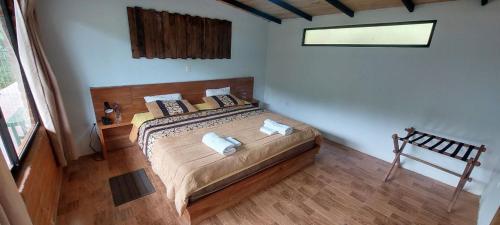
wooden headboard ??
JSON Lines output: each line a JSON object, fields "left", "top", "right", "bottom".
{"left": 90, "top": 77, "right": 254, "bottom": 123}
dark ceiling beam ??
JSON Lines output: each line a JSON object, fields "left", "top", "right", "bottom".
{"left": 481, "top": 0, "right": 488, "bottom": 5}
{"left": 219, "top": 0, "right": 281, "bottom": 24}
{"left": 401, "top": 0, "right": 415, "bottom": 12}
{"left": 325, "top": 0, "right": 354, "bottom": 17}
{"left": 268, "top": 0, "right": 312, "bottom": 21}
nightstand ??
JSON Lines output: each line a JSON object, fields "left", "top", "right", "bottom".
{"left": 96, "top": 120, "right": 134, "bottom": 159}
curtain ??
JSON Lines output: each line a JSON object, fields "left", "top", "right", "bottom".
{"left": 0, "top": 153, "right": 32, "bottom": 225}
{"left": 14, "top": 0, "right": 76, "bottom": 166}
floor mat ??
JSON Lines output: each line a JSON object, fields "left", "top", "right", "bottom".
{"left": 109, "top": 168, "right": 155, "bottom": 206}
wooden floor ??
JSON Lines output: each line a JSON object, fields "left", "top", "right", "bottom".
{"left": 56, "top": 141, "right": 479, "bottom": 225}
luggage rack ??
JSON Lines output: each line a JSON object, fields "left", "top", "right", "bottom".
{"left": 384, "top": 127, "right": 486, "bottom": 212}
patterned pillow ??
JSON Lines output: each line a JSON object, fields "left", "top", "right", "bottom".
{"left": 145, "top": 100, "right": 198, "bottom": 118}
{"left": 202, "top": 94, "right": 247, "bottom": 109}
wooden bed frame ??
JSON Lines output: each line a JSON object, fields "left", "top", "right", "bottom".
{"left": 89, "top": 77, "right": 322, "bottom": 224}
{"left": 182, "top": 138, "right": 321, "bottom": 225}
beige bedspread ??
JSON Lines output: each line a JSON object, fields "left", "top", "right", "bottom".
{"left": 151, "top": 112, "right": 319, "bottom": 214}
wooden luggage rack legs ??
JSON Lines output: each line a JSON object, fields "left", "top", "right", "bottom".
{"left": 384, "top": 127, "right": 486, "bottom": 212}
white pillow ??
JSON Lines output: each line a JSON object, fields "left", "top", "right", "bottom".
{"left": 206, "top": 87, "right": 230, "bottom": 97}
{"left": 144, "top": 93, "right": 182, "bottom": 103}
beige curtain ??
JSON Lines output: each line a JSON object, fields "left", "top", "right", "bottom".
{"left": 15, "top": 0, "right": 76, "bottom": 166}
{"left": 0, "top": 154, "right": 32, "bottom": 225}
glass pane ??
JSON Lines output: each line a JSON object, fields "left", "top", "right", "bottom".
{"left": 0, "top": 15, "right": 36, "bottom": 157}
{"left": 0, "top": 137, "right": 12, "bottom": 169}
{"left": 303, "top": 21, "right": 436, "bottom": 46}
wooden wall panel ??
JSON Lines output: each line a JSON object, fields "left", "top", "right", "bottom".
{"left": 162, "top": 12, "right": 176, "bottom": 58}
{"left": 174, "top": 14, "right": 187, "bottom": 59}
{"left": 222, "top": 20, "right": 232, "bottom": 58}
{"left": 127, "top": 7, "right": 231, "bottom": 59}
{"left": 203, "top": 18, "right": 216, "bottom": 59}
{"left": 16, "top": 127, "right": 62, "bottom": 225}
{"left": 187, "top": 16, "right": 204, "bottom": 58}
{"left": 152, "top": 11, "right": 164, "bottom": 59}
{"left": 142, "top": 10, "right": 163, "bottom": 59}
{"left": 142, "top": 10, "right": 154, "bottom": 58}
{"left": 215, "top": 20, "right": 224, "bottom": 58}
{"left": 127, "top": 7, "right": 141, "bottom": 58}
{"left": 492, "top": 208, "right": 500, "bottom": 225}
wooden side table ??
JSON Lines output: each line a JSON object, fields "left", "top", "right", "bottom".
{"left": 96, "top": 121, "right": 134, "bottom": 159}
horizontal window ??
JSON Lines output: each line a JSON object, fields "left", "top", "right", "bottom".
{"left": 302, "top": 20, "right": 437, "bottom": 47}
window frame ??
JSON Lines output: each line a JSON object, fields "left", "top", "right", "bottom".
{"left": 301, "top": 20, "right": 437, "bottom": 48}
{"left": 0, "top": 0, "right": 40, "bottom": 174}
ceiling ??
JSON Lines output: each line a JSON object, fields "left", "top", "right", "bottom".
{"left": 218, "top": 0, "right": 452, "bottom": 22}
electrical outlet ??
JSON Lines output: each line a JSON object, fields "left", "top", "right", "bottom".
{"left": 185, "top": 64, "right": 191, "bottom": 72}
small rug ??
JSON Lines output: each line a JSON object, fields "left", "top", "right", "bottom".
{"left": 109, "top": 168, "right": 155, "bottom": 206}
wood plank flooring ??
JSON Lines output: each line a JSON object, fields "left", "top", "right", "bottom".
{"left": 56, "top": 141, "right": 479, "bottom": 225}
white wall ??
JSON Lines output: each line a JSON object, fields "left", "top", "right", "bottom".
{"left": 478, "top": 168, "right": 500, "bottom": 225}
{"left": 264, "top": 1, "right": 500, "bottom": 224}
{"left": 36, "top": 0, "right": 269, "bottom": 157}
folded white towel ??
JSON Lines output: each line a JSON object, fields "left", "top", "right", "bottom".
{"left": 225, "top": 137, "right": 241, "bottom": 147}
{"left": 260, "top": 125, "right": 277, "bottom": 135}
{"left": 202, "top": 132, "right": 236, "bottom": 155}
{"left": 264, "top": 119, "right": 293, "bottom": 135}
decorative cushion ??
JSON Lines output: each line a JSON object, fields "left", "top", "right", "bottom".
{"left": 145, "top": 100, "right": 198, "bottom": 118}
{"left": 194, "top": 102, "right": 213, "bottom": 111}
{"left": 144, "top": 93, "right": 182, "bottom": 102}
{"left": 205, "top": 87, "right": 230, "bottom": 97}
{"left": 202, "top": 94, "right": 247, "bottom": 109}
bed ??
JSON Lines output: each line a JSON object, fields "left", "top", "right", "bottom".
{"left": 90, "top": 77, "right": 322, "bottom": 224}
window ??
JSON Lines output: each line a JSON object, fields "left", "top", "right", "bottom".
{"left": 302, "top": 20, "right": 437, "bottom": 47}
{"left": 0, "top": 1, "right": 39, "bottom": 171}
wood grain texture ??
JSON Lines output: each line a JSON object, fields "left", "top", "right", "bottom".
{"left": 162, "top": 11, "right": 176, "bottom": 58}
{"left": 126, "top": 7, "right": 141, "bottom": 58}
{"left": 174, "top": 14, "right": 188, "bottom": 59}
{"left": 142, "top": 9, "right": 153, "bottom": 58}
{"left": 127, "top": 7, "right": 231, "bottom": 59}
{"left": 56, "top": 140, "right": 479, "bottom": 225}
{"left": 221, "top": 20, "right": 231, "bottom": 58}
{"left": 184, "top": 146, "right": 320, "bottom": 225}
{"left": 16, "top": 127, "right": 62, "bottom": 225}
{"left": 230, "top": 0, "right": 450, "bottom": 19}
{"left": 142, "top": 9, "right": 163, "bottom": 59}
{"left": 99, "top": 124, "right": 135, "bottom": 154}
{"left": 187, "top": 16, "right": 204, "bottom": 59}
{"left": 90, "top": 77, "right": 254, "bottom": 127}
{"left": 491, "top": 208, "right": 500, "bottom": 225}
{"left": 152, "top": 11, "right": 164, "bottom": 59}
{"left": 202, "top": 18, "right": 215, "bottom": 59}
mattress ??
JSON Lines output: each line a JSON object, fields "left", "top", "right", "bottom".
{"left": 131, "top": 105, "right": 321, "bottom": 214}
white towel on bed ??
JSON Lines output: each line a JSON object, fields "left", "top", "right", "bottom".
{"left": 202, "top": 132, "right": 236, "bottom": 155}
{"left": 225, "top": 137, "right": 241, "bottom": 147}
{"left": 264, "top": 119, "right": 293, "bottom": 135}
{"left": 259, "top": 125, "right": 277, "bottom": 135}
